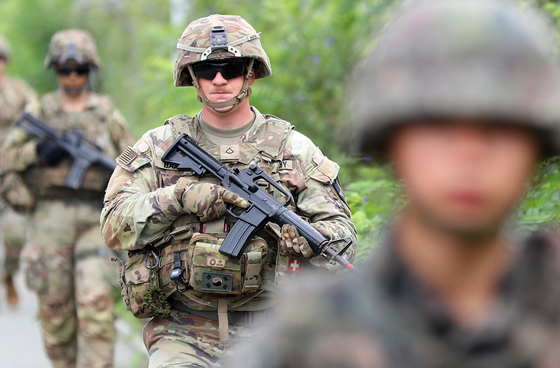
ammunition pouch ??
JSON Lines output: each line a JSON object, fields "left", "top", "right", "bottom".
{"left": 187, "top": 233, "right": 267, "bottom": 295}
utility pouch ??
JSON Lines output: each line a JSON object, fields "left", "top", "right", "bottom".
{"left": 122, "top": 250, "right": 154, "bottom": 318}
{"left": 121, "top": 242, "right": 191, "bottom": 319}
{"left": 187, "top": 233, "right": 267, "bottom": 295}
{"left": 21, "top": 245, "right": 47, "bottom": 293}
{"left": 112, "top": 257, "right": 130, "bottom": 312}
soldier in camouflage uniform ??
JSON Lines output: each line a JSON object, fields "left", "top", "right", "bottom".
{"left": 0, "top": 35, "right": 38, "bottom": 307}
{"left": 229, "top": 1, "right": 560, "bottom": 368}
{"left": 101, "top": 14, "right": 357, "bottom": 368}
{"left": 0, "top": 29, "right": 134, "bottom": 368}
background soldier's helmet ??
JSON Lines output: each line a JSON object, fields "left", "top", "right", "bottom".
{"left": 0, "top": 35, "right": 12, "bottom": 61}
{"left": 44, "top": 29, "right": 101, "bottom": 69}
{"left": 354, "top": 0, "right": 560, "bottom": 158}
{"left": 174, "top": 14, "right": 272, "bottom": 87}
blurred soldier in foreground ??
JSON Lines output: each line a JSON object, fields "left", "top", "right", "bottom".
{"left": 0, "top": 29, "right": 134, "bottom": 367}
{"left": 101, "top": 14, "right": 356, "bottom": 367}
{"left": 0, "top": 35, "right": 37, "bottom": 307}
{"left": 229, "top": 1, "right": 560, "bottom": 367}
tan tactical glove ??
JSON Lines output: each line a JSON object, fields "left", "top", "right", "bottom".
{"left": 280, "top": 224, "right": 315, "bottom": 258}
{"left": 180, "top": 178, "right": 249, "bottom": 222}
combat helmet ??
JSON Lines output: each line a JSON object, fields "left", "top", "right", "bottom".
{"left": 354, "top": 0, "right": 560, "bottom": 158}
{"left": 174, "top": 14, "right": 271, "bottom": 112}
{"left": 44, "top": 29, "right": 101, "bottom": 69}
{"left": 0, "top": 35, "right": 11, "bottom": 61}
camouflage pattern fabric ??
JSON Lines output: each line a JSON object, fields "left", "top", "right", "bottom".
{"left": 44, "top": 29, "right": 101, "bottom": 69}
{"left": 0, "top": 75, "right": 36, "bottom": 278}
{"left": 180, "top": 178, "right": 249, "bottom": 222}
{"left": 101, "top": 106, "right": 357, "bottom": 365}
{"left": 0, "top": 207, "right": 26, "bottom": 275}
{"left": 0, "top": 91, "right": 134, "bottom": 368}
{"left": 353, "top": 0, "right": 560, "bottom": 158}
{"left": 230, "top": 233, "right": 560, "bottom": 368}
{"left": 21, "top": 199, "right": 118, "bottom": 368}
{"left": 174, "top": 14, "right": 272, "bottom": 87}
{"left": 144, "top": 310, "right": 255, "bottom": 368}
{"left": 280, "top": 224, "right": 314, "bottom": 258}
{"left": 0, "top": 75, "right": 38, "bottom": 144}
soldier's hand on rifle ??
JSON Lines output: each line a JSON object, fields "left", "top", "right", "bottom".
{"left": 36, "top": 138, "right": 69, "bottom": 166}
{"left": 280, "top": 224, "right": 314, "bottom": 258}
{"left": 180, "top": 178, "right": 249, "bottom": 222}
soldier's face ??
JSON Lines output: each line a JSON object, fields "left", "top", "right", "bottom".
{"left": 196, "top": 64, "right": 255, "bottom": 112}
{"left": 389, "top": 119, "right": 540, "bottom": 239}
{"left": 56, "top": 61, "right": 89, "bottom": 95}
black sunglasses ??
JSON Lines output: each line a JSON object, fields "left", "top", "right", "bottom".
{"left": 56, "top": 67, "right": 90, "bottom": 76}
{"left": 192, "top": 61, "right": 250, "bottom": 80}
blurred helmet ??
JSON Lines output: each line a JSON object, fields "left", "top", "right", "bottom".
{"left": 0, "top": 35, "right": 12, "bottom": 61}
{"left": 174, "top": 14, "right": 271, "bottom": 87}
{"left": 44, "top": 29, "right": 101, "bottom": 69}
{"left": 354, "top": 0, "right": 560, "bottom": 158}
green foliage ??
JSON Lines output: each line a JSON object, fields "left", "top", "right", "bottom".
{"left": 515, "top": 158, "right": 560, "bottom": 232}
{"left": 344, "top": 163, "right": 404, "bottom": 262}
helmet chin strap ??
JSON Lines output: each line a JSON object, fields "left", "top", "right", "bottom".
{"left": 188, "top": 59, "right": 255, "bottom": 114}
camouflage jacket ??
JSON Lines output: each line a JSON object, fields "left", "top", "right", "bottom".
{"left": 101, "top": 107, "right": 357, "bottom": 311}
{"left": 0, "top": 90, "right": 134, "bottom": 200}
{"left": 232, "top": 232, "right": 560, "bottom": 368}
{"left": 0, "top": 75, "right": 38, "bottom": 145}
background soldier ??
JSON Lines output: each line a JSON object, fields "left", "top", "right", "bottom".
{"left": 101, "top": 14, "right": 357, "bottom": 367}
{"left": 0, "top": 35, "right": 38, "bottom": 307}
{"left": 0, "top": 29, "right": 134, "bottom": 368}
{"left": 229, "top": 1, "right": 560, "bottom": 367}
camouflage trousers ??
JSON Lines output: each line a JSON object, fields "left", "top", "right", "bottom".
{"left": 0, "top": 203, "right": 26, "bottom": 276}
{"left": 143, "top": 310, "right": 257, "bottom": 368}
{"left": 21, "top": 199, "right": 117, "bottom": 368}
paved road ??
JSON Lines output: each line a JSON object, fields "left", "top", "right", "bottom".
{"left": 0, "top": 262, "right": 148, "bottom": 368}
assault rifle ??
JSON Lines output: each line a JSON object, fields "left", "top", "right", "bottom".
{"left": 161, "top": 134, "right": 355, "bottom": 270}
{"left": 16, "top": 112, "right": 116, "bottom": 189}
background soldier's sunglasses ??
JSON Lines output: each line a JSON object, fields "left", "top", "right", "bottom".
{"left": 192, "top": 61, "right": 250, "bottom": 80}
{"left": 56, "top": 67, "right": 90, "bottom": 76}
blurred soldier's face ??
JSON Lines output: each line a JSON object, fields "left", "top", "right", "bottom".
{"left": 56, "top": 61, "right": 89, "bottom": 96}
{"left": 389, "top": 119, "right": 540, "bottom": 239}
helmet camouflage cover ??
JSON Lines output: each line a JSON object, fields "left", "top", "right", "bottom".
{"left": 174, "top": 14, "right": 272, "bottom": 87}
{"left": 354, "top": 0, "right": 560, "bottom": 158}
{"left": 44, "top": 29, "right": 101, "bottom": 69}
{"left": 0, "top": 35, "right": 12, "bottom": 60}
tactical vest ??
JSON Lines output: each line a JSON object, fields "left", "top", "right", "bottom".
{"left": 122, "top": 113, "right": 315, "bottom": 319}
{"left": 21, "top": 92, "right": 117, "bottom": 200}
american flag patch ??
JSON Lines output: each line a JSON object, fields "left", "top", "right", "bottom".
{"left": 117, "top": 146, "right": 138, "bottom": 166}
